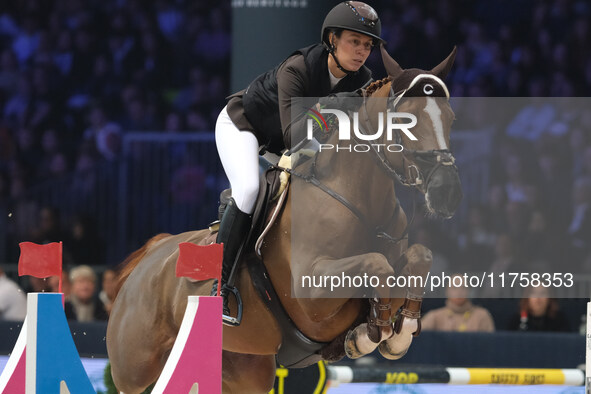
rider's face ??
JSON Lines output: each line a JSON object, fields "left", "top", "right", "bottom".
{"left": 332, "top": 30, "right": 373, "bottom": 71}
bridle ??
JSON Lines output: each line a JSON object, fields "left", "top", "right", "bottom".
{"left": 281, "top": 74, "right": 458, "bottom": 245}
{"left": 357, "top": 73, "right": 458, "bottom": 193}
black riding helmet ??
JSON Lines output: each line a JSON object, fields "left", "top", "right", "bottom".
{"left": 321, "top": 1, "right": 383, "bottom": 74}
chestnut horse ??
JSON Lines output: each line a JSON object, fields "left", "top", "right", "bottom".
{"left": 107, "top": 46, "right": 462, "bottom": 394}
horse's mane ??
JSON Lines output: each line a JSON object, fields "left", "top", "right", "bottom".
{"left": 114, "top": 233, "right": 171, "bottom": 298}
{"left": 365, "top": 76, "right": 392, "bottom": 97}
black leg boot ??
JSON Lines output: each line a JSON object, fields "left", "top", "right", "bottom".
{"left": 211, "top": 197, "right": 251, "bottom": 326}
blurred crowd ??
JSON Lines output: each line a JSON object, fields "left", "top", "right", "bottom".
{"left": 0, "top": 264, "right": 116, "bottom": 322}
{"left": 1, "top": 0, "right": 591, "bottom": 327}
{"left": 414, "top": 107, "right": 591, "bottom": 279}
{"left": 370, "top": 0, "right": 591, "bottom": 96}
{"left": 0, "top": 0, "right": 230, "bottom": 245}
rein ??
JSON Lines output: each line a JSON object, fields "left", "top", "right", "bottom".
{"left": 279, "top": 163, "right": 408, "bottom": 245}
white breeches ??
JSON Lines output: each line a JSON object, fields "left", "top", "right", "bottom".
{"left": 215, "top": 106, "right": 260, "bottom": 214}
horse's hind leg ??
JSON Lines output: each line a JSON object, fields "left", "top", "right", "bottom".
{"left": 107, "top": 305, "right": 177, "bottom": 394}
{"left": 109, "top": 332, "right": 175, "bottom": 394}
{"left": 222, "top": 351, "right": 276, "bottom": 394}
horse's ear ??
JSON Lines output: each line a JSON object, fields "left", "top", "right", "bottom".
{"left": 431, "top": 46, "right": 457, "bottom": 80}
{"left": 380, "top": 44, "right": 403, "bottom": 80}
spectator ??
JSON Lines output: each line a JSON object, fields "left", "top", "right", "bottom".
{"left": 507, "top": 286, "right": 570, "bottom": 332}
{"left": 0, "top": 49, "right": 19, "bottom": 96}
{"left": 86, "top": 53, "right": 121, "bottom": 106}
{"left": 170, "top": 153, "right": 206, "bottom": 205}
{"left": 65, "top": 265, "right": 107, "bottom": 322}
{"left": 568, "top": 176, "right": 591, "bottom": 259}
{"left": 569, "top": 127, "right": 588, "bottom": 178}
{"left": 37, "top": 129, "right": 63, "bottom": 179}
{"left": 421, "top": 274, "right": 495, "bottom": 332}
{"left": 30, "top": 206, "right": 64, "bottom": 244}
{"left": 414, "top": 227, "right": 450, "bottom": 275}
{"left": 3, "top": 75, "right": 32, "bottom": 128}
{"left": 25, "top": 276, "right": 50, "bottom": 293}
{"left": 11, "top": 13, "right": 41, "bottom": 65}
{"left": 185, "top": 106, "right": 209, "bottom": 131}
{"left": 120, "top": 97, "right": 151, "bottom": 131}
{"left": 70, "top": 150, "right": 98, "bottom": 199}
{"left": 133, "top": 30, "right": 170, "bottom": 90}
{"left": 155, "top": 0, "right": 185, "bottom": 42}
{"left": 47, "top": 151, "right": 69, "bottom": 178}
{"left": 535, "top": 142, "right": 571, "bottom": 216}
{"left": 488, "top": 233, "right": 517, "bottom": 274}
{"left": 482, "top": 234, "right": 518, "bottom": 298}
{"left": 69, "top": 28, "right": 96, "bottom": 86}
{"left": 0, "top": 266, "right": 27, "bottom": 320}
{"left": 457, "top": 205, "right": 497, "bottom": 271}
{"left": 48, "top": 269, "right": 72, "bottom": 298}
{"left": 14, "top": 127, "right": 40, "bottom": 173}
{"left": 7, "top": 174, "right": 38, "bottom": 244}
{"left": 67, "top": 215, "right": 105, "bottom": 266}
{"left": 194, "top": 8, "right": 230, "bottom": 65}
{"left": 99, "top": 268, "right": 117, "bottom": 315}
{"left": 83, "top": 105, "right": 122, "bottom": 161}
{"left": 53, "top": 30, "right": 74, "bottom": 77}
{"left": 164, "top": 111, "right": 185, "bottom": 133}
{"left": 582, "top": 145, "right": 591, "bottom": 179}
{"left": 502, "top": 155, "right": 537, "bottom": 205}
{"left": 486, "top": 184, "right": 508, "bottom": 232}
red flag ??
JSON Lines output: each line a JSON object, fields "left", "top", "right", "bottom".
{"left": 176, "top": 243, "right": 223, "bottom": 285}
{"left": 18, "top": 242, "right": 63, "bottom": 278}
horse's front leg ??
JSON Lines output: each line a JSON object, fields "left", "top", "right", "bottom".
{"left": 293, "top": 252, "right": 396, "bottom": 359}
{"left": 379, "top": 243, "right": 432, "bottom": 360}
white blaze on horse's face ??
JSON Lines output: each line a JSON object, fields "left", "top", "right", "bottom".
{"left": 423, "top": 97, "right": 447, "bottom": 150}
{"left": 395, "top": 99, "right": 452, "bottom": 150}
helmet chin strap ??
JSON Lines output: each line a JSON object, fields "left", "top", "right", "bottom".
{"left": 328, "top": 45, "right": 356, "bottom": 75}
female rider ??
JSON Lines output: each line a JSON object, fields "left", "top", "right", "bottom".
{"left": 215, "top": 1, "right": 384, "bottom": 325}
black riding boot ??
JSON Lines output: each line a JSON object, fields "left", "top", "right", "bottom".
{"left": 211, "top": 197, "right": 251, "bottom": 326}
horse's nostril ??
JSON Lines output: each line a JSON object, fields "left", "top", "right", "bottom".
{"left": 428, "top": 176, "right": 444, "bottom": 188}
{"left": 426, "top": 179, "right": 463, "bottom": 217}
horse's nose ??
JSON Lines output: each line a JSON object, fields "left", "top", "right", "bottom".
{"left": 426, "top": 167, "right": 463, "bottom": 217}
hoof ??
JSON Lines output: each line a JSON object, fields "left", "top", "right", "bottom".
{"left": 344, "top": 329, "right": 364, "bottom": 359}
{"left": 378, "top": 340, "right": 408, "bottom": 360}
{"left": 377, "top": 318, "right": 417, "bottom": 360}
{"left": 344, "top": 323, "right": 380, "bottom": 359}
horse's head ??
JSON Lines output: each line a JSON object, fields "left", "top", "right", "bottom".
{"left": 363, "top": 46, "right": 462, "bottom": 219}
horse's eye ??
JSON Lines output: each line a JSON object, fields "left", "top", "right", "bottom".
{"left": 423, "top": 84, "right": 434, "bottom": 95}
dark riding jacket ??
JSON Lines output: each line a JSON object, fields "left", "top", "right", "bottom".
{"left": 226, "top": 43, "right": 372, "bottom": 155}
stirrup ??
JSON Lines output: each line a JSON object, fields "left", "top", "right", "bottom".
{"left": 208, "top": 220, "right": 220, "bottom": 232}
{"left": 221, "top": 284, "right": 243, "bottom": 327}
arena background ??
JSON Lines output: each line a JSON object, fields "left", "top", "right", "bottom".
{"left": 0, "top": 0, "right": 590, "bottom": 392}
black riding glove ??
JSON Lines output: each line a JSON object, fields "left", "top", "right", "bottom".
{"left": 317, "top": 89, "right": 364, "bottom": 112}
